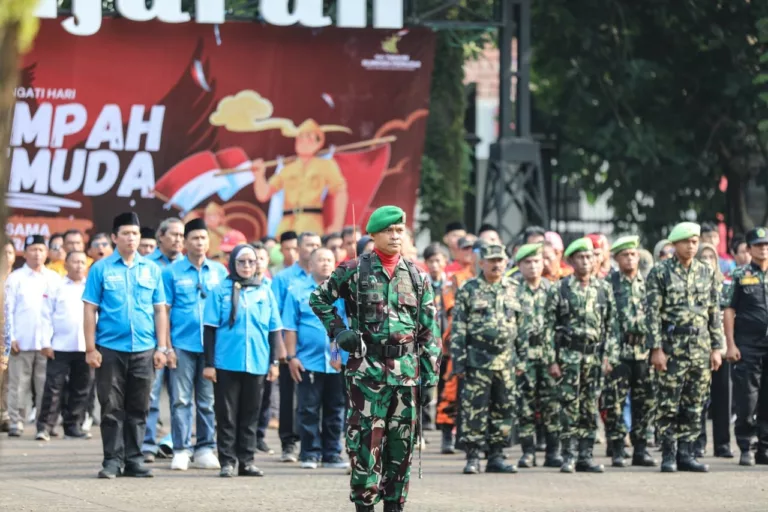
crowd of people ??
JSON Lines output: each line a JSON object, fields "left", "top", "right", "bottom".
{"left": 1, "top": 211, "right": 767, "bottom": 511}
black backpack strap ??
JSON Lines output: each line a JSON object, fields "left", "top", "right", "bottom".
{"left": 559, "top": 275, "right": 571, "bottom": 304}
{"left": 611, "top": 271, "right": 621, "bottom": 297}
{"left": 403, "top": 259, "right": 424, "bottom": 305}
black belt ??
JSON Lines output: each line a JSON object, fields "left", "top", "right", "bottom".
{"left": 669, "top": 326, "right": 700, "bottom": 335}
{"left": 561, "top": 338, "right": 600, "bottom": 355}
{"left": 283, "top": 208, "right": 323, "bottom": 216}
{"left": 366, "top": 343, "right": 419, "bottom": 358}
{"left": 623, "top": 333, "right": 645, "bottom": 345}
{"left": 528, "top": 334, "right": 541, "bottom": 346}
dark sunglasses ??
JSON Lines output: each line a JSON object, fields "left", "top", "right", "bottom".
{"left": 197, "top": 283, "right": 207, "bottom": 299}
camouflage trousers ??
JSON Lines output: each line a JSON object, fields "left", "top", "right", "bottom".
{"left": 458, "top": 367, "right": 515, "bottom": 451}
{"left": 345, "top": 377, "right": 416, "bottom": 507}
{"left": 602, "top": 359, "right": 656, "bottom": 444}
{"left": 656, "top": 355, "right": 711, "bottom": 444}
{"left": 517, "top": 359, "right": 560, "bottom": 438}
{"left": 558, "top": 349, "right": 603, "bottom": 441}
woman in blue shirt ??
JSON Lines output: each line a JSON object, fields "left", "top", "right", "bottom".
{"left": 203, "top": 243, "right": 283, "bottom": 477}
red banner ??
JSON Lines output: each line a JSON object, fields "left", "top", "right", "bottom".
{"left": 9, "top": 19, "right": 435, "bottom": 255}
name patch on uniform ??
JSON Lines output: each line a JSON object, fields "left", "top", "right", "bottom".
{"left": 176, "top": 278, "right": 195, "bottom": 287}
{"left": 740, "top": 276, "right": 760, "bottom": 285}
{"left": 105, "top": 274, "right": 125, "bottom": 283}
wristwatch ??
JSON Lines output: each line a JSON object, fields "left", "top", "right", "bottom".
{"left": 271, "top": 359, "right": 280, "bottom": 366}
{"left": 285, "top": 355, "right": 295, "bottom": 362}
{"left": 156, "top": 346, "right": 169, "bottom": 354}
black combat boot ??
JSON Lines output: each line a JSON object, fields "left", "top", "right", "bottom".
{"left": 575, "top": 438, "right": 604, "bottom": 473}
{"left": 486, "top": 445, "right": 518, "bottom": 473}
{"left": 631, "top": 440, "right": 657, "bottom": 467}
{"left": 517, "top": 436, "right": 536, "bottom": 468}
{"left": 559, "top": 438, "right": 575, "bottom": 473}
{"left": 755, "top": 450, "right": 768, "bottom": 465}
{"left": 543, "top": 433, "right": 563, "bottom": 467}
{"left": 611, "top": 439, "right": 628, "bottom": 468}
{"left": 740, "top": 450, "right": 756, "bottom": 466}
{"left": 383, "top": 501, "right": 405, "bottom": 512}
{"left": 677, "top": 441, "right": 709, "bottom": 472}
{"left": 440, "top": 425, "right": 455, "bottom": 454}
{"left": 660, "top": 439, "right": 677, "bottom": 473}
{"left": 355, "top": 504, "right": 375, "bottom": 512}
{"left": 463, "top": 448, "right": 481, "bottom": 474}
{"left": 535, "top": 423, "right": 546, "bottom": 452}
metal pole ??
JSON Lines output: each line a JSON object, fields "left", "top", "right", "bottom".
{"left": 498, "top": 0, "right": 514, "bottom": 141}
{"left": 516, "top": 0, "right": 531, "bottom": 138}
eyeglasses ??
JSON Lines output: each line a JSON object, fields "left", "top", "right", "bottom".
{"left": 49, "top": 245, "right": 62, "bottom": 251}
{"left": 197, "top": 283, "right": 207, "bottom": 299}
{"left": 92, "top": 242, "right": 110, "bottom": 249}
{"left": 236, "top": 259, "right": 257, "bottom": 267}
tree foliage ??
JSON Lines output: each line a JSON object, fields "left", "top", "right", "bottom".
{"left": 532, "top": 0, "right": 768, "bottom": 242}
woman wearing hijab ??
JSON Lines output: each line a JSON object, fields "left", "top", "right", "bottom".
{"left": 203, "top": 244, "right": 284, "bottom": 477}
{"left": 694, "top": 243, "right": 733, "bottom": 459}
{"left": 653, "top": 239, "right": 675, "bottom": 262}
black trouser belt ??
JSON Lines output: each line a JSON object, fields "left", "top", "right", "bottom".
{"left": 367, "top": 343, "right": 419, "bottom": 358}
{"left": 283, "top": 208, "right": 323, "bottom": 216}
{"left": 528, "top": 334, "right": 541, "bottom": 346}
{"left": 669, "top": 326, "right": 700, "bottom": 335}
{"left": 623, "top": 333, "right": 645, "bottom": 345}
{"left": 561, "top": 338, "right": 600, "bottom": 355}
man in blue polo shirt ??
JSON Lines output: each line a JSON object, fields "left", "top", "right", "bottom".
{"left": 283, "top": 247, "right": 349, "bottom": 470}
{"left": 271, "top": 231, "right": 321, "bottom": 462}
{"left": 163, "top": 219, "right": 228, "bottom": 471}
{"left": 83, "top": 212, "right": 169, "bottom": 479}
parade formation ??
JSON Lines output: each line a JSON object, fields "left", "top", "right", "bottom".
{"left": 2, "top": 207, "right": 768, "bottom": 512}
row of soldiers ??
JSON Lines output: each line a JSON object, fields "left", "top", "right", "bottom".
{"left": 447, "top": 221, "right": 767, "bottom": 474}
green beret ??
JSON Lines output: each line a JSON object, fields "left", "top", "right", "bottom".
{"left": 668, "top": 222, "right": 700, "bottom": 243}
{"left": 480, "top": 244, "right": 507, "bottom": 260}
{"left": 366, "top": 206, "right": 406, "bottom": 234}
{"left": 564, "top": 237, "right": 594, "bottom": 258}
{"left": 610, "top": 235, "right": 640, "bottom": 255}
{"left": 515, "top": 243, "right": 542, "bottom": 262}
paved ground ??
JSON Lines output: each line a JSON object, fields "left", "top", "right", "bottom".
{"left": 1, "top": 425, "right": 767, "bottom": 512}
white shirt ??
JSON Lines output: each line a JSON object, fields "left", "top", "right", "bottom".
{"left": 42, "top": 277, "right": 86, "bottom": 352}
{"left": 4, "top": 264, "right": 61, "bottom": 351}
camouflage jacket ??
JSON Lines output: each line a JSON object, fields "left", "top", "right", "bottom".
{"left": 646, "top": 257, "right": 724, "bottom": 360}
{"left": 543, "top": 275, "right": 619, "bottom": 366}
{"left": 309, "top": 253, "right": 441, "bottom": 387}
{"left": 517, "top": 278, "right": 553, "bottom": 362}
{"left": 450, "top": 275, "right": 525, "bottom": 374}
{"left": 610, "top": 272, "right": 650, "bottom": 361}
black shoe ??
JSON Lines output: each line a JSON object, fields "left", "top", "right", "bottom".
{"left": 543, "top": 434, "right": 563, "bottom": 467}
{"left": 123, "top": 464, "right": 154, "bottom": 477}
{"left": 355, "top": 505, "right": 375, "bottom": 512}
{"left": 97, "top": 466, "right": 120, "bottom": 479}
{"left": 220, "top": 465, "right": 235, "bottom": 477}
{"left": 486, "top": 446, "right": 518, "bottom": 474}
{"left": 463, "top": 451, "right": 481, "bottom": 474}
{"left": 8, "top": 428, "right": 21, "bottom": 437}
{"left": 143, "top": 452, "right": 155, "bottom": 464}
{"left": 517, "top": 436, "right": 536, "bottom": 468}
{"left": 755, "top": 451, "right": 768, "bottom": 465}
{"left": 238, "top": 464, "right": 264, "bottom": 476}
{"left": 575, "top": 438, "right": 604, "bottom": 473}
{"left": 440, "top": 425, "right": 456, "bottom": 454}
{"left": 0, "top": 420, "right": 10, "bottom": 433}
{"left": 560, "top": 438, "right": 575, "bottom": 473}
{"left": 631, "top": 441, "right": 657, "bottom": 467}
{"left": 611, "top": 439, "right": 628, "bottom": 468}
{"left": 714, "top": 445, "right": 734, "bottom": 458}
{"left": 383, "top": 502, "right": 405, "bottom": 512}
{"left": 64, "top": 429, "right": 92, "bottom": 440}
{"left": 677, "top": 441, "right": 709, "bottom": 472}
{"left": 256, "top": 438, "right": 274, "bottom": 455}
{"left": 660, "top": 440, "right": 677, "bottom": 473}
{"left": 739, "top": 451, "right": 756, "bottom": 466}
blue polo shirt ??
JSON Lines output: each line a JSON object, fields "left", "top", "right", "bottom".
{"left": 83, "top": 252, "right": 166, "bottom": 353}
{"left": 147, "top": 247, "right": 183, "bottom": 268}
{"left": 271, "top": 263, "right": 313, "bottom": 312}
{"left": 203, "top": 280, "right": 282, "bottom": 375}
{"left": 282, "top": 280, "right": 349, "bottom": 373}
{"left": 163, "top": 258, "right": 228, "bottom": 353}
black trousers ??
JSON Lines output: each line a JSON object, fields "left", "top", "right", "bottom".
{"left": 697, "top": 360, "right": 732, "bottom": 450}
{"left": 278, "top": 363, "right": 299, "bottom": 449}
{"left": 96, "top": 347, "right": 154, "bottom": 470}
{"left": 257, "top": 378, "right": 272, "bottom": 441}
{"left": 732, "top": 344, "right": 768, "bottom": 452}
{"left": 37, "top": 351, "right": 94, "bottom": 434}
{"left": 214, "top": 369, "right": 266, "bottom": 468}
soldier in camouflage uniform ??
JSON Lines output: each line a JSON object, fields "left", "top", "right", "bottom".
{"left": 602, "top": 236, "right": 657, "bottom": 468}
{"left": 451, "top": 244, "right": 525, "bottom": 475}
{"left": 309, "top": 206, "right": 441, "bottom": 512}
{"left": 514, "top": 243, "right": 563, "bottom": 469}
{"left": 544, "top": 237, "right": 618, "bottom": 474}
{"left": 646, "top": 222, "right": 723, "bottom": 473}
